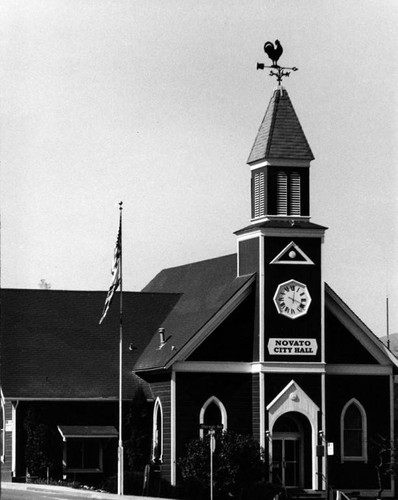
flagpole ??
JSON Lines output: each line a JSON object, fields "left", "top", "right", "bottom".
{"left": 118, "top": 201, "right": 124, "bottom": 495}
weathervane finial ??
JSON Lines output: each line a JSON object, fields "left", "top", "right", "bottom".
{"left": 257, "top": 40, "right": 298, "bottom": 86}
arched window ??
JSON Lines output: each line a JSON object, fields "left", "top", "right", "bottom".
{"left": 152, "top": 398, "right": 163, "bottom": 463}
{"left": 341, "top": 399, "right": 367, "bottom": 462}
{"left": 199, "top": 396, "right": 227, "bottom": 438}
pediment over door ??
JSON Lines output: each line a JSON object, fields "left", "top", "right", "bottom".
{"left": 267, "top": 380, "right": 319, "bottom": 432}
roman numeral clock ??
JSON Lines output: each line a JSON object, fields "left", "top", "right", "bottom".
{"left": 273, "top": 279, "right": 312, "bottom": 319}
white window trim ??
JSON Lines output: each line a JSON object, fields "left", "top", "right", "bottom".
{"left": 340, "top": 398, "right": 368, "bottom": 463}
{"left": 199, "top": 396, "right": 228, "bottom": 438}
{"left": 152, "top": 398, "right": 163, "bottom": 463}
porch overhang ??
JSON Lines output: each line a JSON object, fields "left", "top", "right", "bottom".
{"left": 57, "top": 425, "right": 118, "bottom": 441}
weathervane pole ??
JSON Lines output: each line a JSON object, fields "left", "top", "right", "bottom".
{"left": 118, "top": 201, "right": 124, "bottom": 495}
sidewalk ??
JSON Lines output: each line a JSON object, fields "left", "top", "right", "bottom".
{"left": 2, "top": 481, "right": 175, "bottom": 500}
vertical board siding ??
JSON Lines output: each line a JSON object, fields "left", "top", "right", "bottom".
{"left": 252, "top": 373, "right": 260, "bottom": 443}
{"left": 325, "top": 375, "right": 391, "bottom": 490}
{"left": 2, "top": 401, "right": 13, "bottom": 481}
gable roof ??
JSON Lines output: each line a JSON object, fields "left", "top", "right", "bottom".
{"left": 247, "top": 88, "right": 314, "bottom": 164}
{"left": 0, "top": 288, "right": 179, "bottom": 400}
{"left": 134, "top": 254, "right": 255, "bottom": 371}
{"left": 325, "top": 284, "right": 398, "bottom": 370}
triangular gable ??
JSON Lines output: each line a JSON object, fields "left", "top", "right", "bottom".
{"left": 187, "top": 291, "right": 255, "bottom": 362}
{"left": 325, "top": 284, "right": 398, "bottom": 369}
{"left": 165, "top": 276, "right": 255, "bottom": 367}
{"left": 266, "top": 379, "right": 319, "bottom": 427}
{"left": 134, "top": 254, "right": 255, "bottom": 372}
{"left": 270, "top": 241, "right": 314, "bottom": 265}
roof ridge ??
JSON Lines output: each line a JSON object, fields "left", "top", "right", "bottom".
{"left": 265, "top": 89, "right": 280, "bottom": 158}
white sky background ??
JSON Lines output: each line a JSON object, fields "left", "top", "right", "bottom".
{"left": 1, "top": 0, "right": 397, "bottom": 338}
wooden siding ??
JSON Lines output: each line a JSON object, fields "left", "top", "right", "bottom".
{"left": 325, "top": 309, "right": 379, "bottom": 364}
{"left": 2, "top": 401, "right": 13, "bottom": 481}
{"left": 264, "top": 236, "right": 322, "bottom": 363}
{"left": 238, "top": 238, "right": 259, "bottom": 276}
{"left": 325, "top": 375, "right": 391, "bottom": 490}
{"left": 187, "top": 294, "right": 255, "bottom": 362}
{"left": 251, "top": 373, "right": 260, "bottom": 443}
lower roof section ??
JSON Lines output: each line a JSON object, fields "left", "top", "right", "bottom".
{"left": 57, "top": 425, "right": 118, "bottom": 440}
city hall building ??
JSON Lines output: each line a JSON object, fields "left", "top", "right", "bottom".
{"left": 1, "top": 81, "right": 397, "bottom": 497}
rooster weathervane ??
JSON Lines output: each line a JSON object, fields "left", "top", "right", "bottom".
{"left": 257, "top": 40, "right": 297, "bottom": 86}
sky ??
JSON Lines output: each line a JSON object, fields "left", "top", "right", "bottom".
{"left": 1, "top": 0, "right": 397, "bottom": 338}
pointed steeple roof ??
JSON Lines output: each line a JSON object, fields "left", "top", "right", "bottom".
{"left": 247, "top": 88, "right": 314, "bottom": 164}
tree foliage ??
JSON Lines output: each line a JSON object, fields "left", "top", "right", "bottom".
{"left": 123, "top": 388, "right": 152, "bottom": 472}
{"left": 369, "top": 434, "right": 398, "bottom": 498}
{"left": 179, "top": 431, "right": 268, "bottom": 499}
{"left": 23, "top": 406, "right": 54, "bottom": 477}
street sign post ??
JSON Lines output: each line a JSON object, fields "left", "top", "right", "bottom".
{"left": 199, "top": 424, "right": 223, "bottom": 500}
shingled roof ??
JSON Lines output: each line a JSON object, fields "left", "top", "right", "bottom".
{"left": 0, "top": 289, "right": 180, "bottom": 400}
{"left": 247, "top": 88, "right": 314, "bottom": 164}
{"left": 1, "top": 255, "right": 255, "bottom": 396}
{"left": 134, "top": 254, "right": 255, "bottom": 371}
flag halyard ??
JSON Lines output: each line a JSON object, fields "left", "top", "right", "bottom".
{"left": 99, "top": 223, "right": 121, "bottom": 324}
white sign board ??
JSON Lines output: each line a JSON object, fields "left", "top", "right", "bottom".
{"left": 268, "top": 338, "right": 318, "bottom": 355}
{"left": 5, "top": 420, "right": 13, "bottom": 432}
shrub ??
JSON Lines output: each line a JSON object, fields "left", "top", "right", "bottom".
{"left": 179, "top": 431, "right": 268, "bottom": 499}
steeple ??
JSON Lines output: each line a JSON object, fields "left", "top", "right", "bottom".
{"left": 248, "top": 87, "right": 314, "bottom": 223}
{"left": 248, "top": 88, "right": 314, "bottom": 164}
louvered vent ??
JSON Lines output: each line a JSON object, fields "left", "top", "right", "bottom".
{"left": 290, "top": 172, "right": 301, "bottom": 215}
{"left": 277, "top": 171, "right": 288, "bottom": 215}
{"left": 254, "top": 171, "right": 265, "bottom": 218}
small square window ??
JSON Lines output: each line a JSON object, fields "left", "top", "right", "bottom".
{"left": 66, "top": 439, "right": 102, "bottom": 472}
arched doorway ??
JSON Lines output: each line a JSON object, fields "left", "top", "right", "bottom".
{"left": 271, "top": 412, "right": 312, "bottom": 488}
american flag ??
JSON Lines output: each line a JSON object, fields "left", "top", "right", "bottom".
{"left": 99, "top": 223, "right": 121, "bottom": 324}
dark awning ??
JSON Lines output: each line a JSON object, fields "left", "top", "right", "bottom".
{"left": 57, "top": 425, "right": 118, "bottom": 441}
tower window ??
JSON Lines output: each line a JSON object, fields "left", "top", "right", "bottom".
{"left": 290, "top": 172, "right": 301, "bottom": 215}
{"left": 276, "top": 170, "right": 301, "bottom": 216}
{"left": 277, "top": 171, "right": 288, "bottom": 215}
{"left": 253, "top": 171, "right": 265, "bottom": 218}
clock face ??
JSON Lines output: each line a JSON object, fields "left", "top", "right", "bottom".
{"left": 273, "top": 279, "right": 311, "bottom": 319}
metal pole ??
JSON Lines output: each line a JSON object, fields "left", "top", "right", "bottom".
{"left": 118, "top": 202, "right": 124, "bottom": 495}
{"left": 386, "top": 296, "right": 390, "bottom": 350}
{"left": 209, "top": 430, "right": 215, "bottom": 500}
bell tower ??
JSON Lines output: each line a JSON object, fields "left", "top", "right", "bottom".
{"left": 235, "top": 47, "right": 327, "bottom": 366}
